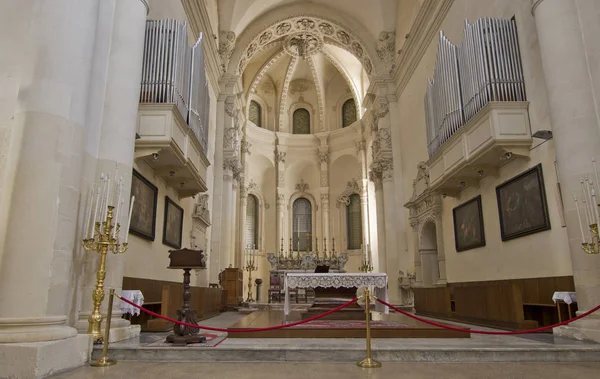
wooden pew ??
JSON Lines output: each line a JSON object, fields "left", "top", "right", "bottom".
{"left": 122, "top": 277, "right": 224, "bottom": 332}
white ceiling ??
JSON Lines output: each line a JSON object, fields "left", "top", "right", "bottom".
{"left": 218, "top": 0, "right": 398, "bottom": 40}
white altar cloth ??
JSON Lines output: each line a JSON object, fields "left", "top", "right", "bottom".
{"left": 120, "top": 290, "right": 145, "bottom": 316}
{"left": 283, "top": 273, "right": 388, "bottom": 315}
{"left": 552, "top": 291, "right": 577, "bottom": 305}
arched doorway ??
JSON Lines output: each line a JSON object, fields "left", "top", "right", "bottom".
{"left": 419, "top": 221, "right": 440, "bottom": 287}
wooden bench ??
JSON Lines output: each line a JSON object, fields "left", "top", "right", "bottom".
{"left": 122, "top": 277, "right": 225, "bottom": 332}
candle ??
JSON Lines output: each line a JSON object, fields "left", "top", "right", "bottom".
{"left": 592, "top": 189, "right": 600, "bottom": 228}
{"left": 113, "top": 178, "right": 123, "bottom": 238}
{"left": 574, "top": 195, "right": 587, "bottom": 242}
{"left": 368, "top": 244, "right": 372, "bottom": 264}
{"left": 104, "top": 174, "right": 111, "bottom": 221}
{"left": 92, "top": 185, "right": 100, "bottom": 233}
{"left": 581, "top": 179, "right": 592, "bottom": 231}
{"left": 124, "top": 196, "right": 135, "bottom": 243}
{"left": 593, "top": 158, "right": 600, "bottom": 194}
{"left": 97, "top": 174, "right": 105, "bottom": 223}
{"left": 84, "top": 187, "right": 93, "bottom": 239}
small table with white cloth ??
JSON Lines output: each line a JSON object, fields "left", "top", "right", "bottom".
{"left": 283, "top": 273, "right": 388, "bottom": 318}
{"left": 120, "top": 290, "right": 145, "bottom": 316}
{"left": 552, "top": 291, "right": 577, "bottom": 322}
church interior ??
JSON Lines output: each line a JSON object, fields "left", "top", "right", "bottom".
{"left": 1, "top": 0, "right": 600, "bottom": 378}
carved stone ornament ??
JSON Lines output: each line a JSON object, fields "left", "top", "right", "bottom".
{"left": 336, "top": 178, "right": 361, "bottom": 208}
{"left": 355, "top": 140, "right": 366, "bottom": 153}
{"left": 237, "top": 16, "right": 374, "bottom": 76}
{"left": 275, "top": 150, "right": 287, "bottom": 163}
{"left": 276, "top": 193, "right": 286, "bottom": 205}
{"left": 378, "top": 128, "right": 392, "bottom": 150}
{"left": 225, "top": 102, "right": 238, "bottom": 118}
{"left": 375, "top": 100, "right": 389, "bottom": 119}
{"left": 219, "top": 31, "right": 236, "bottom": 64}
{"left": 320, "top": 193, "right": 329, "bottom": 208}
{"left": 320, "top": 171, "right": 328, "bottom": 187}
{"left": 295, "top": 179, "right": 309, "bottom": 192}
{"left": 318, "top": 151, "right": 329, "bottom": 163}
{"left": 368, "top": 169, "right": 383, "bottom": 191}
{"left": 223, "top": 157, "right": 243, "bottom": 182}
{"left": 284, "top": 32, "right": 324, "bottom": 58}
{"left": 376, "top": 31, "right": 396, "bottom": 73}
{"left": 241, "top": 140, "right": 252, "bottom": 155}
{"left": 289, "top": 78, "right": 312, "bottom": 95}
{"left": 192, "top": 194, "right": 211, "bottom": 226}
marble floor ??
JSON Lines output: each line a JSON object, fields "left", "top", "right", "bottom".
{"left": 50, "top": 362, "right": 600, "bottom": 379}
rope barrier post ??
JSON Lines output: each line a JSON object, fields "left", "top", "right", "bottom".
{"left": 356, "top": 288, "right": 381, "bottom": 368}
{"left": 91, "top": 289, "right": 117, "bottom": 367}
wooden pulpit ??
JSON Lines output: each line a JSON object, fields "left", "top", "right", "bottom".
{"left": 165, "top": 248, "right": 206, "bottom": 346}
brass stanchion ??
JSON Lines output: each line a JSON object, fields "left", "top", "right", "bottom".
{"left": 356, "top": 288, "right": 381, "bottom": 368}
{"left": 91, "top": 289, "right": 117, "bottom": 367}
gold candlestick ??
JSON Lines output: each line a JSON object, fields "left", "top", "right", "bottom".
{"left": 582, "top": 223, "right": 600, "bottom": 254}
{"left": 244, "top": 250, "right": 258, "bottom": 302}
{"left": 82, "top": 206, "right": 128, "bottom": 343}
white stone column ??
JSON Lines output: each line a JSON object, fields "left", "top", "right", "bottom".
{"left": 221, "top": 158, "right": 236, "bottom": 269}
{"left": 76, "top": 0, "right": 147, "bottom": 342}
{"left": 356, "top": 140, "right": 371, "bottom": 252}
{"left": 209, "top": 97, "right": 227, "bottom": 282}
{"left": 320, "top": 194, "right": 330, "bottom": 252}
{"left": 0, "top": 0, "right": 100, "bottom": 376}
{"left": 533, "top": 0, "right": 600, "bottom": 342}
{"left": 317, "top": 148, "right": 330, "bottom": 250}
{"left": 239, "top": 182, "right": 249, "bottom": 252}
{"left": 380, "top": 157, "right": 401, "bottom": 303}
{"left": 370, "top": 170, "right": 386, "bottom": 273}
{"left": 231, "top": 176, "right": 240, "bottom": 267}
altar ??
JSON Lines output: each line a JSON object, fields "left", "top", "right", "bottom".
{"left": 283, "top": 273, "right": 389, "bottom": 319}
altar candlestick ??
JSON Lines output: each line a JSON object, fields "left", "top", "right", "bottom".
{"left": 574, "top": 195, "right": 587, "bottom": 242}
{"left": 84, "top": 187, "right": 93, "bottom": 239}
{"left": 104, "top": 174, "right": 111, "bottom": 221}
{"left": 124, "top": 196, "right": 134, "bottom": 243}
{"left": 113, "top": 178, "right": 124, "bottom": 238}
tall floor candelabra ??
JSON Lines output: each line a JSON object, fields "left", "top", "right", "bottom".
{"left": 573, "top": 158, "right": 600, "bottom": 255}
{"left": 82, "top": 166, "right": 135, "bottom": 343}
{"left": 244, "top": 246, "right": 258, "bottom": 302}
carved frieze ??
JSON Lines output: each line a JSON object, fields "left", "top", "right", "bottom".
{"left": 320, "top": 193, "right": 329, "bottom": 208}
{"left": 376, "top": 31, "right": 396, "bottom": 73}
{"left": 378, "top": 128, "right": 392, "bottom": 150}
{"left": 320, "top": 171, "right": 328, "bottom": 187}
{"left": 219, "top": 31, "right": 236, "bottom": 65}
{"left": 237, "top": 16, "right": 374, "bottom": 76}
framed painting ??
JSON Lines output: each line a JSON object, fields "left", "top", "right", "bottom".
{"left": 496, "top": 164, "right": 551, "bottom": 241}
{"left": 129, "top": 169, "right": 158, "bottom": 241}
{"left": 163, "top": 196, "right": 184, "bottom": 249}
{"left": 453, "top": 195, "right": 486, "bottom": 252}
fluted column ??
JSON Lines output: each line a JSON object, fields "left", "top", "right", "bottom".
{"left": 76, "top": 0, "right": 147, "bottom": 341}
{"left": 533, "top": 0, "right": 600, "bottom": 341}
{"left": 0, "top": 0, "right": 99, "bottom": 347}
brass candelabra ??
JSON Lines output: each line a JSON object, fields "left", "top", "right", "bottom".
{"left": 244, "top": 248, "right": 258, "bottom": 302}
{"left": 582, "top": 223, "right": 600, "bottom": 255}
{"left": 82, "top": 206, "right": 128, "bottom": 343}
{"left": 358, "top": 259, "right": 373, "bottom": 273}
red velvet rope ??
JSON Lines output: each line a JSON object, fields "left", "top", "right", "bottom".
{"left": 377, "top": 298, "right": 600, "bottom": 335}
{"left": 117, "top": 294, "right": 359, "bottom": 333}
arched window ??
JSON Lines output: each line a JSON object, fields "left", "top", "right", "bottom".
{"left": 346, "top": 194, "right": 362, "bottom": 249}
{"left": 292, "top": 198, "right": 312, "bottom": 251}
{"left": 245, "top": 195, "right": 259, "bottom": 248}
{"left": 293, "top": 108, "right": 310, "bottom": 134}
{"left": 249, "top": 100, "right": 262, "bottom": 127}
{"left": 342, "top": 99, "right": 357, "bottom": 128}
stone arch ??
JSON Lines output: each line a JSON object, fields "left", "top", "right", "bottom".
{"left": 419, "top": 218, "right": 441, "bottom": 287}
{"left": 228, "top": 5, "right": 381, "bottom": 77}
